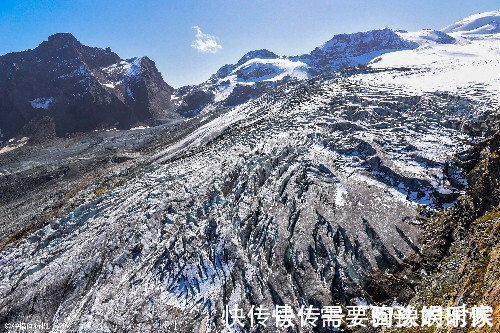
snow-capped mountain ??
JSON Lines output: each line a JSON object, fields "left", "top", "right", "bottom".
{"left": 174, "top": 49, "right": 310, "bottom": 115}
{"left": 353, "top": 11, "right": 500, "bottom": 112}
{"left": 442, "top": 10, "right": 500, "bottom": 34}
{"left": 174, "top": 11, "right": 500, "bottom": 116}
{"left": 0, "top": 33, "right": 177, "bottom": 142}
{"left": 303, "top": 27, "right": 417, "bottom": 74}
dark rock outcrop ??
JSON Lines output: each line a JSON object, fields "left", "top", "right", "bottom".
{"left": 0, "top": 33, "right": 177, "bottom": 141}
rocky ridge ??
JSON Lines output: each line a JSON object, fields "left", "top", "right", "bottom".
{"left": 0, "top": 33, "right": 177, "bottom": 142}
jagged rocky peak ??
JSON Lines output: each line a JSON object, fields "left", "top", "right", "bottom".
{"left": 34, "top": 33, "right": 121, "bottom": 68}
{"left": 0, "top": 33, "right": 177, "bottom": 141}
{"left": 305, "top": 27, "right": 418, "bottom": 74}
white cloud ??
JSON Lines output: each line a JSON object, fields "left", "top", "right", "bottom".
{"left": 191, "top": 26, "right": 222, "bottom": 54}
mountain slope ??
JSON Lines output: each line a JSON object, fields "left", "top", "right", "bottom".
{"left": 174, "top": 28, "right": 417, "bottom": 115}
{"left": 0, "top": 74, "right": 484, "bottom": 331}
{"left": 0, "top": 33, "right": 177, "bottom": 142}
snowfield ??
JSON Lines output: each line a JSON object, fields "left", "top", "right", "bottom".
{"left": 30, "top": 97, "right": 55, "bottom": 109}
{"left": 354, "top": 21, "right": 500, "bottom": 110}
{"left": 442, "top": 10, "right": 500, "bottom": 34}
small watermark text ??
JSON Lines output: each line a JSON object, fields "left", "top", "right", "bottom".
{"left": 4, "top": 322, "right": 49, "bottom": 331}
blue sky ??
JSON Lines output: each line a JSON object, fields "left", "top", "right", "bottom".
{"left": 0, "top": 0, "right": 498, "bottom": 87}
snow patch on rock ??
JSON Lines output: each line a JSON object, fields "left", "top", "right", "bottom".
{"left": 30, "top": 97, "right": 55, "bottom": 109}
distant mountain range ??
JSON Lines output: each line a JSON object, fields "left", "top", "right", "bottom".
{"left": 1, "top": 11, "right": 499, "bottom": 142}
{"left": 174, "top": 11, "right": 500, "bottom": 115}
{"left": 174, "top": 28, "right": 420, "bottom": 114}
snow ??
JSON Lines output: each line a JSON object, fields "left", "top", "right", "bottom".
{"left": 397, "top": 30, "right": 455, "bottom": 45}
{"left": 350, "top": 48, "right": 407, "bottom": 65}
{"left": 102, "top": 61, "right": 129, "bottom": 74}
{"left": 4, "top": 12, "right": 500, "bottom": 330}
{"left": 353, "top": 32, "right": 500, "bottom": 108}
{"left": 130, "top": 126, "right": 149, "bottom": 131}
{"left": 0, "top": 137, "right": 29, "bottom": 154}
{"left": 210, "top": 57, "right": 309, "bottom": 102}
{"left": 235, "top": 58, "right": 309, "bottom": 82}
{"left": 334, "top": 184, "right": 348, "bottom": 207}
{"left": 100, "top": 58, "right": 142, "bottom": 88}
{"left": 442, "top": 11, "right": 500, "bottom": 34}
{"left": 187, "top": 13, "right": 499, "bottom": 110}
{"left": 126, "top": 86, "right": 134, "bottom": 100}
{"left": 30, "top": 97, "right": 55, "bottom": 109}
{"left": 58, "top": 64, "right": 88, "bottom": 79}
{"left": 125, "top": 57, "right": 143, "bottom": 79}
{"left": 103, "top": 82, "right": 117, "bottom": 88}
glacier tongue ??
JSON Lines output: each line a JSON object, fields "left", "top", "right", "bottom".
{"left": 0, "top": 75, "right": 479, "bottom": 331}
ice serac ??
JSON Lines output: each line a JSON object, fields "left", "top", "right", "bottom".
{"left": 0, "top": 33, "right": 177, "bottom": 141}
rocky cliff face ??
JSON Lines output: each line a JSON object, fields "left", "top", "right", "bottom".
{"left": 405, "top": 130, "right": 500, "bottom": 333}
{"left": 0, "top": 33, "right": 176, "bottom": 141}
